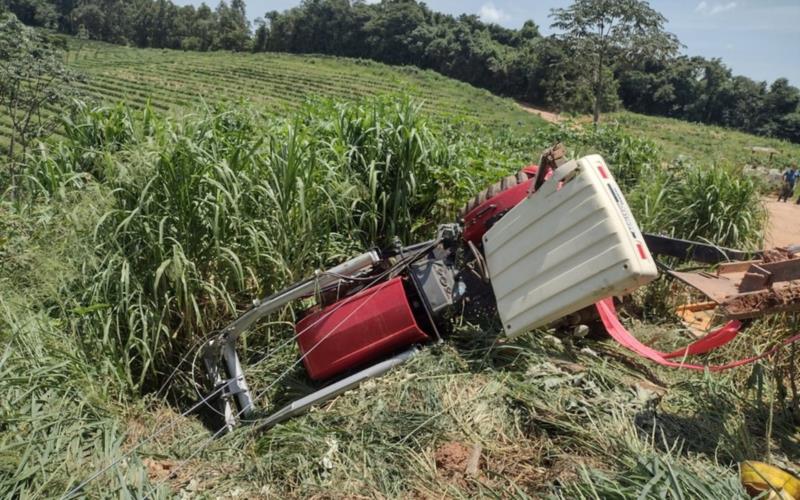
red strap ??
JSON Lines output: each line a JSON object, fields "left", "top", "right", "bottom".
{"left": 662, "top": 318, "right": 741, "bottom": 359}
{"left": 595, "top": 298, "right": 800, "bottom": 371}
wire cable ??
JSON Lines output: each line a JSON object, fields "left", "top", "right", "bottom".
{"left": 142, "top": 241, "right": 438, "bottom": 498}
{"left": 65, "top": 241, "right": 437, "bottom": 498}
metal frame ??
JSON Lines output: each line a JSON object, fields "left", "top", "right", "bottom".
{"left": 254, "top": 348, "right": 418, "bottom": 432}
{"left": 643, "top": 233, "right": 761, "bottom": 264}
{"left": 203, "top": 250, "right": 381, "bottom": 430}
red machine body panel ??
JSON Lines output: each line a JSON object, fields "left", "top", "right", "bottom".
{"left": 462, "top": 165, "right": 540, "bottom": 245}
{"left": 295, "top": 277, "right": 429, "bottom": 381}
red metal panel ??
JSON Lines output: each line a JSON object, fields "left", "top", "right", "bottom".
{"left": 462, "top": 173, "right": 535, "bottom": 245}
{"left": 295, "top": 277, "right": 429, "bottom": 381}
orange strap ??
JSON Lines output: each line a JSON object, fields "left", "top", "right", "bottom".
{"left": 595, "top": 298, "right": 800, "bottom": 371}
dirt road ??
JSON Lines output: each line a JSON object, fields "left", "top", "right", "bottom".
{"left": 764, "top": 198, "right": 800, "bottom": 248}
{"left": 516, "top": 102, "right": 561, "bottom": 123}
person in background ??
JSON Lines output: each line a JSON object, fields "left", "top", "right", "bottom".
{"left": 778, "top": 164, "right": 798, "bottom": 202}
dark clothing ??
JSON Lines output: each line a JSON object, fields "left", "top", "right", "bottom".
{"left": 778, "top": 169, "right": 799, "bottom": 202}
{"left": 784, "top": 169, "right": 799, "bottom": 188}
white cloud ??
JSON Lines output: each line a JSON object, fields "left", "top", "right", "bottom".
{"left": 695, "top": 1, "right": 737, "bottom": 15}
{"left": 710, "top": 2, "right": 737, "bottom": 15}
{"left": 478, "top": 3, "right": 509, "bottom": 23}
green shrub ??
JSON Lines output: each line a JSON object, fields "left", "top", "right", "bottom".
{"left": 630, "top": 161, "right": 765, "bottom": 249}
{"left": 543, "top": 122, "right": 662, "bottom": 191}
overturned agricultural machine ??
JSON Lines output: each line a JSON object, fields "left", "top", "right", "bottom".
{"left": 202, "top": 144, "right": 800, "bottom": 431}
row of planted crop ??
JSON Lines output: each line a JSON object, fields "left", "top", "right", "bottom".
{"left": 89, "top": 62, "right": 482, "bottom": 119}
{"left": 69, "top": 47, "right": 497, "bottom": 110}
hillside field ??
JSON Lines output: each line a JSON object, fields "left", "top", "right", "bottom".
{"left": 4, "top": 40, "right": 800, "bottom": 165}
{"left": 608, "top": 111, "right": 800, "bottom": 167}
{"left": 2, "top": 38, "right": 800, "bottom": 498}
{"left": 0, "top": 39, "right": 543, "bottom": 155}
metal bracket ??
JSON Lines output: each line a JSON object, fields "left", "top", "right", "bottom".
{"left": 200, "top": 250, "right": 382, "bottom": 430}
{"left": 202, "top": 335, "right": 254, "bottom": 431}
{"left": 643, "top": 233, "right": 761, "bottom": 264}
{"left": 255, "top": 347, "right": 418, "bottom": 432}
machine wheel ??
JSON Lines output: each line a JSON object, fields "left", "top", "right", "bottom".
{"left": 458, "top": 171, "right": 529, "bottom": 219}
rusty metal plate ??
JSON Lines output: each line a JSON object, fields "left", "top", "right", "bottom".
{"left": 670, "top": 253, "right": 800, "bottom": 320}
{"left": 721, "top": 281, "right": 800, "bottom": 319}
{"left": 669, "top": 270, "right": 741, "bottom": 303}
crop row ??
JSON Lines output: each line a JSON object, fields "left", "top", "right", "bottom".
{"left": 1, "top": 43, "right": 525, "bottom": 153}
{"left": 89, "top": 61, "right": 481, "bottom": 119}
{"left": 69, "top": 47, "right": 495, "bottom": 112}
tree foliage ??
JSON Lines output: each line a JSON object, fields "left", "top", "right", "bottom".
{"left": 253, "top": 0, "right": 798, "bottom": 142}
{"left": 0, "top": 12, "right": 82, "bottom": 186}
{"left": 1, "top": 0, "right": 252, "bottom": 51}
{"left": 550, "top": 0, "right": 680, "bottom": 124}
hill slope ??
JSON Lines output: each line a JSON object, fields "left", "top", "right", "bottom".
{"left": 0, "top": 40, "right": 544, "bottom": 154}
{"left": 609, "top": 111, "right": 800, "bottom": 165}
{"left": 4, "top": 38, "right": 800, "bottom": 166}
{"left": 2, "top": 39, "right": 799, "bottom": 498}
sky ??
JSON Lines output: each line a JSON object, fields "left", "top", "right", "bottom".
{"left": 172, "top": 0, "right": 800, "bottom": 86}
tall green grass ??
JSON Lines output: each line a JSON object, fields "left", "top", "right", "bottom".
{"left": 630, "top": 161, "right": 766, "bottom": 249}
{"left": 20, "top": 98, "right": 539, "bottom": 392}
{"left": 0, "top": 299, "right": 154, "bottom": 498}
{"left": 3, "top": 97, "right": 788, "bottom": 498}
{"left": 0, "top": 194, "right": 152, "bottom": 497}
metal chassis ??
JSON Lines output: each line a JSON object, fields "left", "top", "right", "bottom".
{"left": 203, "top": 231, "right": 772, "bottom": 432}
{"left": 203, "top": 250, "right": 381, "bottom": 430}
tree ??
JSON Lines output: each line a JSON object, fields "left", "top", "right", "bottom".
{"left": 550, "top": 0, "right": 679, "bottom": 125}
{"left": 252, "top": 16, "right": 267, "bottom": 52}
{"left": 721, "top": 76, "right": 767, "bottom": 133}
{"left": 774, "top": 112, "right": 800, "bottom": 143}
{"left": 763, "top": 78, "right": 800, "bottom": 117}
{"left": 214, "top": 0, "right": 250, "bottom": 51}
{"left": 69, "top": 1, "right": 103, "bottom": 39}
{"left": 363, "top": 0, "right": 427, "bottom": 65}
{"left": 1, "top": 0, "right": 58, "bottom": 27}
{"left": 191, "top": 3, "right": 216, "bottom": 51}
{"left": 0, "top": 13, "right": 82, "bottom": 189}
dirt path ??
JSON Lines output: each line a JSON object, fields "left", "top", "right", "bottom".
{"left": 516, "top": 102, "right": 561, "bottom": 123}
{"left": 764, "top": 198, "right": 800, "bottom": 248}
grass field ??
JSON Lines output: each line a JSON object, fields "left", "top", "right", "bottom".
{"left": 2, "top": 38, "right": 800, "bottom": 499}
{"left": 5, "top": 40, "right": 800, "bottom": 167}
{"left": 609, "top": 111, "right": 800, "bottom": 167}
{"left": 0, "top": 40, "right": 545, "bottom": 154}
